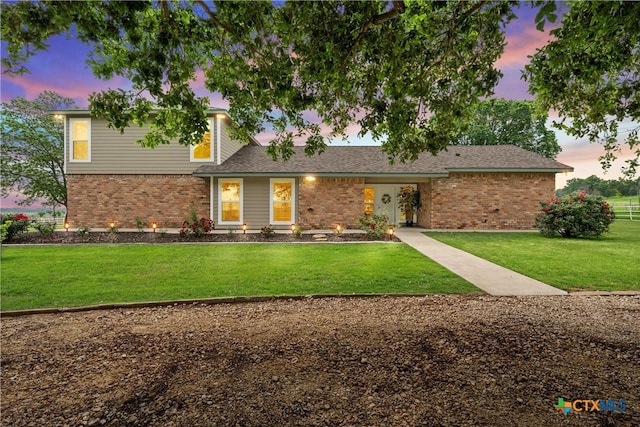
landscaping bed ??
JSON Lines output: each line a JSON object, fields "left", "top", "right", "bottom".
{"left": 4, "top": 230, "right": 398, "bottom": 244}
{"left": 1, "top": 296, "right": 638, "bottom": 426}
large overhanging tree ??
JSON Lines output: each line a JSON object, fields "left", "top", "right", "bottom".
{"left": 1, "top": 1, "right": 638, "bottom": 173}
{"left": 0, "top": 91, "right": 75, "bottom": 212}
{"left": 0, "top": 0, "right": 515, "bottom": 161}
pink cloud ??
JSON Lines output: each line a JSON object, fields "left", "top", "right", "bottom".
{"left": 1, "top": 72, "right": 131, "bottom": 107}
{"left": 497, "top": 26, "right": 556, "bottom": 70}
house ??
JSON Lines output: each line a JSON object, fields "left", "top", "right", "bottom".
{"left": 57, "top": 109, "right": 573, "bottom": 230}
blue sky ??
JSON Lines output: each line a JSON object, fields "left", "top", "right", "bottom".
{"left": 0, "top": 4, "right": 635, "bottom": 207}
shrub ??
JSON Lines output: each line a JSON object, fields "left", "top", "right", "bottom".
{"left": 77, "top": 225, "right": 91, "bottom": 240}
{"left": 180, "top": 208, "right": 214, "bottom": 237}
{"left": 34, "top": 221, "right": 56, "bottom": 237}
{"left": 1, "top": 220, "right": 12, "bottom": 242}
{"left": 292, "top": 225, "right": 302, "bottom": 239}
{"left": 134, "top": 217, "right": 146, "bottom": 232}
{"left": 1, "top": 213, "right": 32, "bottom": 242}
{"left": 357, "top": 211, "right": 391, "bottom": 239}
{"left": 260, "top": 226, "right": 275, "bottom": 238}
{"left": 536, "top": 191, "right": 615, "bottom": 238}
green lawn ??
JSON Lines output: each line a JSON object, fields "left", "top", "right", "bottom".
{"left": 425, "top": 220, "right": 640, "bottom": 292}
{"left": 0, "top": 243, "right": 478, "bottom": 311}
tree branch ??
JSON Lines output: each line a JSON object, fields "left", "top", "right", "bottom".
{"left": 195, "top": 0, "right": 233, "bottom": 35}
{"left": 341, "top": 0, "right": 407, "bottom": 73}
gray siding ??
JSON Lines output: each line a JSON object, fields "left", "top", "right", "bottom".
{"left": 211, "top": 177, "right": 298, "bottom": 229}
{"left": 66, "top": 115, "right": 248, "bottom": 175}
{"left": 218, "top": 117, "right": 246, "bottom": 163}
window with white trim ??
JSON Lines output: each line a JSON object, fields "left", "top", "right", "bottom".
{"left": 70, "top": 118, "right": 91, "bottom": 162}
{"left": 270, "top": 178, "right": 295, "bottom": 224}
{"left": 190, "top": 119, "right": 213, "bottom": 162}
{"left": 219, "top": 179, "right": 242, "bottom": 224}
{"left": 364, "top": 187, "right": 375, "bottom": 216}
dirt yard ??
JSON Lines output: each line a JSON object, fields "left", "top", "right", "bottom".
{"left": 1, "top": 295, "right": 638, "bottom": 426}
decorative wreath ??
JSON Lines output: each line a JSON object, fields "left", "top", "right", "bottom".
{"left": 381, "top": 194, "right": 392, "bottom": 204}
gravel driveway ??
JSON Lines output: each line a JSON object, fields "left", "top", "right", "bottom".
{"left": 1, "top": 295, "right": 638, "bottom": 426}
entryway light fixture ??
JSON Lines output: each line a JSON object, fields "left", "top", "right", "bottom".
{"left": 305, "top": 175, "right": 316, "bottom": 182}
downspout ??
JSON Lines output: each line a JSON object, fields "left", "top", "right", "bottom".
{"left": 210, "top": 177, "right": 214, "bottom": 221}
{"left": 216, "top": 114, "right": 222, "bottom": 165}
{"left": 63, "top": 116, "right": 67, "bottom": 174}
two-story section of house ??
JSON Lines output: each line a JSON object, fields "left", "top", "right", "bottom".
{"left": 58, "top": 109, "right": 254, "bottom": 229}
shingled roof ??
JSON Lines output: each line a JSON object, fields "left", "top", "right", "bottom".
{"left": 193, "top": 145, "right": 573, "bottom": 177}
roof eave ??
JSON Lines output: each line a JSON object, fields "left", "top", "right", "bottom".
{"left": 51, "top": 108, "right": 230, "bottom": 116}
{"left": 192, "top": 172, "right": 450, "bottom": 178}
{"left": 446, "top": 167, "right": 574, "bottom": 173}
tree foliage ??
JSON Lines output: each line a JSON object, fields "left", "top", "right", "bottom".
{"left": 0, "top": 0, "right": 516, "bottom": 161}
{"left": 524, "top": 1, "right": 640, "bottom": 177}
{"left": 557, "top": 175, "right": 640, "bottom": 198}
{"left": 0, "top": 91, "right": 74, "bottom": 210}
{"left": 1, "top": 1, "right": 638, "bottom": 171}
{"left": 452, "top": 98, "right": 560, "bottom": 158}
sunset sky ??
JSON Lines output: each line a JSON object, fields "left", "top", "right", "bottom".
{"left": 1, "top": 3, "right": 636, "bottom": 208}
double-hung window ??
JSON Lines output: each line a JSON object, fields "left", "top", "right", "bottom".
{"left": 270, "top": 178, "right": 295, "bottom": 224}
{"left": 219, "top": 179, "right": 242, "bottom": 224}
{"left": 190, "top": 119, "right": 213, "bottom": 162}
{"left": 70, "top": 118, "right": 91, "bottom": 162}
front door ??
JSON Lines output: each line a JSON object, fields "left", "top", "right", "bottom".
{"left": 370, "top": 184, "right": 418, "bottom": 225}
{"left": 374, "top": 185, "right": 398, "bottom": 224}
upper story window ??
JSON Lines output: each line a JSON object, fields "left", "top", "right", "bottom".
{"left": 70, "top": 118, "right": 91, "bottom": 162}
{"left": 190, "top": 119, "right": 213, "bottom": 162}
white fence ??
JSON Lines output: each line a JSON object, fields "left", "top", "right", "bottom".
{"left": 1, "top": 211, "right": 66, "bottom": 227}
{"left": 612, "top": 201, "right": 640, "bottom": 221}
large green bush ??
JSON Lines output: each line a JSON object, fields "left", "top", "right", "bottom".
{"left": 536, "top": 191, "right": 614, "bottom": 238}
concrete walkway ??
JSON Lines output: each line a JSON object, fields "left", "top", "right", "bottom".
{"left": 394, "top": 227, "right": 567, "bottom": 296}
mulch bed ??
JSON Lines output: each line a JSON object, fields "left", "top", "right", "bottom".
{"left": 4, "top": 231, "right": 399, "bottom": 245}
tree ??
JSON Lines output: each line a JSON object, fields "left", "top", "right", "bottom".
{"left": 452, "top": 99, "right": 560, "bottom": 158}
{"left": 0, "top": 91, "right": 75, "bottom": 213}
{"left": 557, "top": 175, "right": 640, "bottom": 198}
{"left": 2, "top": 2, "right": 637, "bottom": 171}
{"left": 0, "top": 0, "right": 517, "bottom": 161}
{"left": 524, "top": 1, "right": 640, "bottom": 177}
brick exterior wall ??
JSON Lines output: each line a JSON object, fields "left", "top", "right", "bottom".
{"left": 67, "top": 172, "right": 556, "bottom": 230}
{"left": 67, "top": 174, "right": 210, "bottom": 228}
{"left": 417, "top": 172, "right": 556, "bottom": 230}
{"left": 298, "top": 177, "right": 365, "bottom": 229}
